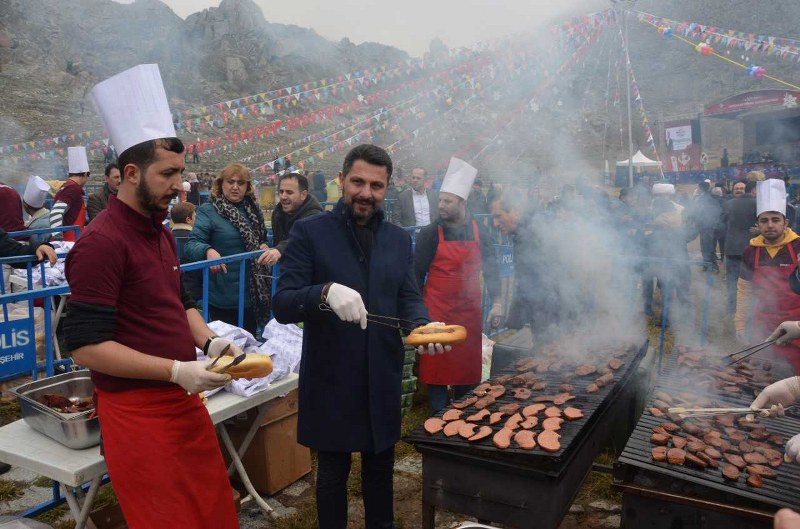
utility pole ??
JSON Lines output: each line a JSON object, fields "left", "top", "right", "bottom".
{"left": 623, "top": 6, "right": 634, "bottom": 188}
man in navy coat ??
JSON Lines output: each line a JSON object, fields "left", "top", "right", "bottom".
{"left": 274, "top": 144, "right": 447, "bottom": 529}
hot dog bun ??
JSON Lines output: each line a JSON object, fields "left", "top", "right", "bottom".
{"left": 208, "top": 354, "right": 273, "bottom": 380}
{"left": 404, "top": 323, "right": 467, "bottom": 347}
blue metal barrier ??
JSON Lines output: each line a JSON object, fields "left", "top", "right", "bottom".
{"left": 7, "top": 225, "right": 81, "bottom": 242}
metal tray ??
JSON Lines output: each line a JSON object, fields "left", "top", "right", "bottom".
{"left": 10, "top": 370, "right": 100, "bottom": 449}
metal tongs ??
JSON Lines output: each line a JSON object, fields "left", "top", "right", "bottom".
{"left": 206, "top": 344, "right": 247, "bottom": 373}
{"left": 318, "top": 303, "right": 417, "bottom": 332}
{"left": 667, "top": 406, "right": 786, "bottom": 419}
{"left": 725, "top": 331, "right": 784, "bottom": 366}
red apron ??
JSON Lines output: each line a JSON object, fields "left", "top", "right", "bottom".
{"left": 752, "top": 242, "right": 800, "bottom": 373}
{"left": 419, "top": 221, "right": 483, "bottom": 385}
{"left": 62, "top": 180, "right": 86, "bottom": 242}
{"left": 95, "top": 385, "right": 239, "bottom": 529}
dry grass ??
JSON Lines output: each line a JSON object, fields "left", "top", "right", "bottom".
{"left": 0, "top": 479, "right": 23, "bottom": 501}
{"left": 0, "top": 400, "right": 21, "bottom": 428}
{"left": 271, "top": 499, "right": 319, "bottom": 529}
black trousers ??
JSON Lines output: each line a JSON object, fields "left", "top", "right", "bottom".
{"left": 316, "top": 446, "right": 395, "bottom": 529}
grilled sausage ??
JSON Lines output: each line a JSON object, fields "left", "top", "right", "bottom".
{"left": 723, "top": 453, "right": 746, "bottom": 470}
{"left": 722, "top": 464, "right": 741, "bottom": 481}
{"left": 466, "top": 409, "right": 491, "bottom": 422}
{"left": 489, "top": 385, "right": 506, "bottom": 399}
{"left": 652, "top": 446, "right": 668, "bottom": 462}
{"left": 575, "top": 365, "right": 596, "bottom": 376}
{"left": 468, "top": 425, "right": 493, "bottom": 442}
{"left": 608, "top": 358, "right": 623, "bottom": 370}
{"left": 672, "top": 436, "right": 687, "bottom": 450}
{"left": 743, "top": 452, "right": 767, "bottom": 465}
{"left": 746, "top": 464, "right": 778, "bottom": 478}
{"left": 542, "top": 417, "right": 564, "bottom": 431}
{"left": 522, "top": 404, "right": 546, "bottom": 417}
{"left": 512, "top": 388, "right": 532, "bottom": 400}
{"left": 514, "top": 430, "right": 537, "bottom": 450}
{"left": 696, "top": 452, "right": 719, "bottom": 469}
{"left": 559, "top": 384, "right": 574, "bottom": 393}
{"left": 746, "top": 473, "right": 764, "bottom": 488}
{"left": 452, "top": 396, "right": 478, "bottom": 409}
{"left": 595, "top": 373, "right": 614, "bottom": 387}
{"left": 504, "top": 413, "right": 524, "bottom": 430}
{"left": 489, "top": 411, "right": 505, "bottom": 425}
{"left": 474, "top": 395, "right": 496, "bottom": 409}
{"left": 532, "top": 382, "right": 548, "bottom": 391}
{"left": 586, "top": 383, "right": 599, "bottom": 393}
{"left": 443, "top": 420, "right": 466, "bottom": 437}
{"left": 654, "top": 391, "right": 673, "bottom": 404}
{"left": 667, "top": 448, "right": 686, "bottom": 465}
{"left": 544, "top": 406, "right": 562, "bottom": 418}
{"left": 704, "top": 447, "right": 722, "bottom": 459}
{"left": 472, "top": 383, "right": 492, "bottom": 396}
{"left": 738, "top": 441, "right": 754, "bottom": 453}
{"left": 684, "top": 453, "right": 708, "bottom": 469}
{"left": 520, "top": 417, "right": 538, "bottom": 429}
{"left": 686, "top": 441, "right": 706, "bottom": 453}
{"left": 492, "top": 428, "right": 513, "bottom": 449}
{"left": 442, "top": 409, "right": 463, "bottom": 422}
{"left": 459, "top": 422, "right": 478, "bottom": 439}
{"left": 424, "top": 418, "right": 446, "bottom": 435}
{"left": 498, "top": 403, "right": 521, "bottom": 414}
{"left": 661, "top": 422, "right": 680, "bottom": 433}
{"left": 538, "top": 430, "right": 561, "bottom": 453}
{"left": 652, "top": 426, "right": 668, "bottom": 436}
{"left": 563, "top": 407, "right": 584, "bottom": 420}
{"left": 651, "top": 433, "right": 670, "bottom": 446}
{"left": 553, "top": 394, "right": 576, "bottom": 406}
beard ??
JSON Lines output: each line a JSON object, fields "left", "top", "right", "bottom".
{"left": 348, "top": 197, "right": 377, "bottom": 222}
{"left": 137, "top": 177, "right": 176, "bottom": 213}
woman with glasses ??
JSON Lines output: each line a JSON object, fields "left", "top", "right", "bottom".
{"left": 184, "top": 163, "right": 272, "bottom": 335}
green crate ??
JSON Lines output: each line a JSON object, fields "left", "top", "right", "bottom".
{"left": 401, "top": 376, "right": 418, "bottom": 394}
{"left": 402, "top": 363, "right": 414, "bottom": 378}
{"left": 404, "top": 348, "right": 417, "bottom": 365}
{"left": 400, "top": 392, "right": 414, "bottom": 408}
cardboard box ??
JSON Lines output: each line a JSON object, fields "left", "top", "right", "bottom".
{"left": 225, "top": 389, "right": 299, "bottom": 428}
{"left": 86, "top": 502, "right": 126, "bottom": 529}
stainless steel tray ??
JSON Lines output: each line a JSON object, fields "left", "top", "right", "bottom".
{"left": 10, "top": 370, "right": 100, "bottom": 449}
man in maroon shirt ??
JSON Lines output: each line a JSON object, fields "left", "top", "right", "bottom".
{"left": 0, "top": 182, "right": 25, "bottom": 233}
{"left": 63, "top": 64, "right": 240, "bottom": 528}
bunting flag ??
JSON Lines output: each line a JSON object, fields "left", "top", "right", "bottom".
{"left": 636, "top": 10, "right": 800, "bottom": 63}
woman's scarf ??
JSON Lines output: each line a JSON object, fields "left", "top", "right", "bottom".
{"left": 212, "top": 193, "right": 271, "bottom": 327}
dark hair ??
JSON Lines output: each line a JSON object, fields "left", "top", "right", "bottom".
{"left": 279, "top": 172, "right": 309, "bottom": 192}
{"left": 619, "top": 187, "right": 631, "bottom": 199}
{"left": 698, "top": 181, "right": 710, "bottom": 193}
{"left": 170, "top": 201, "right": 195, "bottom": 224}
{"left": 342, "top": 144, "right": 393, "bottom": 179}
{"left": 745, "top": 180, "right": 758, "bottom": 193}
{"left": 118, "top": 138, "right": 185, "bottom": 174}
{"left": 104, "top": 163, "right": 119, "bottom": 177}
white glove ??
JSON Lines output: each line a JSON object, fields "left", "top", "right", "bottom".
{"left": 488, "top": 303, "right": 504, "bottom": 328}
{"left": 786, "top": 434, "right": 800, "bottom": 464}
{"left": 204, "top": 336, "right": 244, "bottom": 358}
{"left": 414, "top": 322, "right": 454, "bottom": 355}
{"left": 326, "top": 283, "right": 367, "bottom": 330}
{"left": 774, "top": 508, "right": 800, "bottom": 528}
{"left": 751, "top": 376, "right": 800, "bottom": 413}
{"left": 170, "top": 359, "right": 231, "bottom": 394}
{"left": 767, "top": 321, "right": 800, "bottom": 345}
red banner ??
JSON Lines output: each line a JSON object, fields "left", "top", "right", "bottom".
{"left": 705, "top": 90, "right": 800, "bottom": 116}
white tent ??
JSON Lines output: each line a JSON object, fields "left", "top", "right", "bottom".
{"left": 616, "top": 150, "right": 662, "bottom": 168}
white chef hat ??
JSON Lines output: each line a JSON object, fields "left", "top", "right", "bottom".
{"left": 89, "top": 64, "right": 176, "bottom": 156}
{"left": 182, "top": 181, "right": 191, "bottom": 192}
{"left": 23, "top": 175, "right": 50, "bottom": 208}
{"left": 756, "top": 178, "right": 787, "bottom": 216}
{"left": 67, "top": 147, "right": 89, "bottom": 174}
{"left": 651, "top": 183, "right": 675, "bottom": 195}
{"left": 440, "top": 157, "right": 478, "bottom": 201}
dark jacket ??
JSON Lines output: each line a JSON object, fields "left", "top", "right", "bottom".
{"left": 272, "top": 200, "right": 430, "bottom": 453}
{"left": 0, "top": 228, "right": 49, "bottom": 267}
{"left": 504, "top": 213, "right": 543, "bottom": 330}
{"left": 310, "top": 172, "right": 327, "bottom": 204}
{"left": 395, "top": 187, "right": 439, "bottom": 227}
{"left": 87, "top": 184, "right": 114, "bottom": 222}
{"left": 722, "top": 196, "right": 757, "bottom": 257}
{"left": 270, "top": 195, "right": 323, "bottom": 254}
{"left": 172, "top": 225, "right": 203, "bottom": 302}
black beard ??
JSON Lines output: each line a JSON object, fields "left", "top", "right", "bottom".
{"left": 137, "top": 177, "right": 176, "bottom": 213}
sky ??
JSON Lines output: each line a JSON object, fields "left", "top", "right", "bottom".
{"left": 114, "top": 0, "right": 608, "bottom": 56}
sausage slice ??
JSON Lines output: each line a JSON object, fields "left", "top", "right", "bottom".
{"left": 474, "top": 395, "right": 496, "bottom": 409}
{"left": 458, "top": 422, "right": 478, "bottom": 439}
{"left": 443, "top": 420, "right": 466, "bottom": 437}
{"left": 498, "top": 403, "right": 521, "bottom": 414}
{"left": 684, "top": 453, "right": 708, "bottom": 469}
{"left": 542, "top": 417, "right": 564, "bottom": 431}
{"left": 672, "top": 436, "right": 687, "bottom": 449}
{"left": 586, "top": 383, "right": 599, "bottom": 393}
{"left": 472, "top": 383, "right": 492, "bottom": 396}
{"left": 722, "top": 464, "right": 741, "bottom": 481}
{"left": 504, "top": 413, "right": 524, "bottom": 430}
{"left": 522, "top": 403, "right": 546, "bottom": 417}
{"left": 743, "top": 452, "right": 767, "bottom": 465}
{"left": 651, "top": 433, "right": 670, "bottom": 446}
{"left": 466, "top": 409, "right": 491, "bottom": 422}
{"left": 652, "top": 446, "right": 667, "bottom": 461}
{"left": 723, "top": 453, "right": 746, "bottom": 470}
{"left": 512, "top": 388, "right": 532, "bottom": 400}
{"left": 424, "top": 418, "right": 446, "bottom": 435}
{"left": 667, "top": 448, "right": 686, "bottom": 465}
{"left": 746, "top": 464, "right": 778, "bottom": 478}
{"left": 489, "top": 411, "right": 505, "bottom": 425}
{"left": 746, "top": 473, "right": 764, "bottom": 488}
{"left": 492, "top": 428, "right": 513, "bottom": 449}
{"left": 442, "top": 409, "right": 463, "bottom": 422}
{"left": 520, "top": 417, "right": 538, "bottom": 429}
{"left": 538, "top": 430, "right": 561, "bottom": 453}
{"left": 489, "top": 385, "right": 506, "bottom": 399}
{"left": 514, "top": 430, "right": 536, "bottom": 450}
{"left": 563, "top": 407, "right": 584, "bottom": 420}
{"left": 468, "top": 425, "right": 493, "bottom": 442}
{"left": 544, "top": 406, "right": 562, "bottom": 418}
{"left": 452, "top": 396, "right": 478, "bottom": 409}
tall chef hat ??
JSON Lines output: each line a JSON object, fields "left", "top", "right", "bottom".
{"left": 67, "top": 147, "right": 89, "bottom": 174}
{"left": 756, "top": 178, "right": 786, "bottom": 216}
{"left": 651, "top": 183, "right": 675, "bottom": 196}
{"left": 440, "top": 157, "right": 478, "bottom": 201}
{"left": 23, "top": 175, "right": 50, "bottom": 208}
{"left": 89, "top": 64, "right": 176, "bottom": 156}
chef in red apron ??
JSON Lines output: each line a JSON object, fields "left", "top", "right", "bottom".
{"left": 50, "top": 146, "right": 88, "bottom": 241}
{"left": 64, "top": 65, "right": 241, "bottom": 528}
{"left": 414, "top": 158, "right": 503, "bottom": 412}
{"left": 735, "top": 178, "right": 800, "bottom": 373}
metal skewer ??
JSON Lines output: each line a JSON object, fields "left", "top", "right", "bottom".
{"left": 668, "top": 405, "right": 791, "bottom": 419}
{"left": 318, "top": 304, "right": 417, "bottom": 332}
{"left": 726, "top": 339, "right": 779, "bottom": 366}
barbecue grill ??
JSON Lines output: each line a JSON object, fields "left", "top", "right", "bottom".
{"left": 405, "top": 337, "right": 649, "bottom": 529}
{"left": 614, "top": 347, "right": 800, "bottom": 529}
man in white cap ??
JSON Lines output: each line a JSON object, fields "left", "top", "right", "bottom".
{"left": 736, "top": 178, "right": 800, "bottom": 372}
{"left": 22, "top": 175, "right": 52, "bottom": 245}
{"left": 62, "top": 64, "right": 240, "bottom": 528}
{"left": 50, "top": 146, "right": 89, "bottom": 241}
{"left": 414, "top": 157, "right": 502, "bottom": 412}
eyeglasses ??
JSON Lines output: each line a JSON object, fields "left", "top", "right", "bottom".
{"left": 224, "top": 179, "right": 247, "bottom": 187}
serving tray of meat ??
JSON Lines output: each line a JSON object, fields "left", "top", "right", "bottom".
{"left": 406, "top": 341, "right": 648, "bottom": 471}
{"left": 10, "top": 370, "right": 100, "bottom": 449}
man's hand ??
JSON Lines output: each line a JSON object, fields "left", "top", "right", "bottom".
{"left": 204, "top": 336, "right": 244, "bottom": 358}
{"left": 257, "top": 248, "right": 281, "bottom": 267}
{"left": 35, "top": 245, "right": 57, "bottom": 266}
{"left": 774, "top": 508, "right": 800, "bottom": 529}
{"left": 488, "top": 303, "right": 504, "bottom": 328}
{"left": 325, "top": 283, "right": 367, "bottom": 330}
{"left": 751, "top": 376, "right": 800, "bottom": 413}
{"left": 767, "top": 321, "right": 800, "bottom": 345}
{"left": 206, "top": 248, "right": 227, "bottom": 273}
{"left": 169, "top": 359, "right": 231, "bottom": 394}
{"left": 414, "top": 322, "right": 454, "bottom": 355}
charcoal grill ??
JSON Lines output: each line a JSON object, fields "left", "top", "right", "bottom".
{"left": 405, "top": 338, "right": 649, "bottom": 529}
{"left": 614, "top": 348, "right": 800, "bottom": 529}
